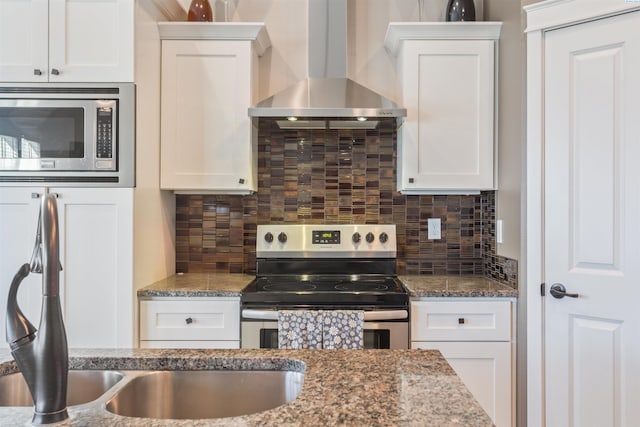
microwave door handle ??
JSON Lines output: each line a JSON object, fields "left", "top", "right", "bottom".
{"left": 241, "top": 309, "right": 408, "bottom": 322}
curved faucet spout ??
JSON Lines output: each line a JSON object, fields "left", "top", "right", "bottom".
{"left": 5, "top": 193, "right": 69, "bottom": 425}
{"left": 5, "top": 263, "right": 36, "bottom": 348}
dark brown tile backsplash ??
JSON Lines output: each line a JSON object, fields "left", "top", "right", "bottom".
{"left": 175, "top": 118, "right": 517, "bottom": 288}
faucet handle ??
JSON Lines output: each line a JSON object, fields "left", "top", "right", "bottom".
{"left": 5, "top": 264, "right": 37, "bottom": 347}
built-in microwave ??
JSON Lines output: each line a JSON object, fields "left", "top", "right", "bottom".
{"left": 0, "top": 83, "right": 134, "bottom": 187}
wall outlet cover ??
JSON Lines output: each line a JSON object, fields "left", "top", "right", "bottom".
{"left": 428, "top": 218, "right": 441, "bottom": 240}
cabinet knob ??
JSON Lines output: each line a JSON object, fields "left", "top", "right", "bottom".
{"left": 408, "top": 178, "right": 415, "bottom": 184}
{"left": 238, "top": 178, "right": 245, "bottom": 184}
{"left": 51, "top": 68, "right": 60, "bottom": 75}
{"left": 185, "top": 317, "right": 193, "bottom": 325}
{"left": 458, "top": 318, "right": 465, "bottom": 325}
{"left": 33, "top": 69, "right": 43, "bottom": 76}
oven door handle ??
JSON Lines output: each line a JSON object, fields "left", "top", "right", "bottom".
{"left": 241, "top": 309, "right": 408, "bottom": 321}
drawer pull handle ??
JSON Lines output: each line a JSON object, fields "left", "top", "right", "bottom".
{"left": 458, "top": 318, "right": 465, "bottom": 325}
{"left": 185, "top": 317, "right": 193, "bottom": 325}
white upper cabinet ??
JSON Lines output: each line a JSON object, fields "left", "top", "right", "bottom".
{"left": 0, "top": 0, "right": 134, "bottom": 82}
{"left": 159, "top": 23, "right": 270, "bottom": 194}
{"left": 385, "top": 23, "right": 502, "bottom": 194}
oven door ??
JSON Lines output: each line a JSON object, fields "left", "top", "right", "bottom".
{"left": 241, "top": 309, "right": 409, "bottom": 349}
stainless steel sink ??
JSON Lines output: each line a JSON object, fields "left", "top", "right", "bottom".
{"left": 0, "top": 370, "right": 124, "bottom": 407}
{"left": 105, "top": 370, "right": 304, "bottom": 420}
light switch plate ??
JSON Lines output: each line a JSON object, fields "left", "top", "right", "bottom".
{"left": 428, "top": 218, "right": 441, "bottom": 240}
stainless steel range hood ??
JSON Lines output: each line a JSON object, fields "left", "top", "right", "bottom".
{"left": 248, "top": 0, "right": 406, "bottom": 126}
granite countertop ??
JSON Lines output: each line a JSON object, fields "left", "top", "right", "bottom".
{"left": 0, "top": 348, "right": 493, "bottom": 426}
{"left": 139, "top": 273, "right": 517, "bottom": 299}
{"left": 399, "top": 275, "right": 518, "bottom": 298}
{"left": 137, "top": 273, "right": 253, "bottom": 297}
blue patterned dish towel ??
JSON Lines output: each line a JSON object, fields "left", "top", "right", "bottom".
{"left": 277, "top": 310, "right": 364, "bottom": 349}
{"left": 277, "top": 310, "right": 323, "bottom": 349}
{"left": 322, "top": 310, "right": 365, "bottom": 349}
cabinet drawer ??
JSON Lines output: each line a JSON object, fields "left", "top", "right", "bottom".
{"left": 140, "top": 299, "right": 240, "bottom": 341}
{"left": 411, "top": 300, "right": 511, "bottom": 341}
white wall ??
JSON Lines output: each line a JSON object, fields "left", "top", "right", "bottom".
{"left": 132, "top": 0, "right": 181, "bottom": 344}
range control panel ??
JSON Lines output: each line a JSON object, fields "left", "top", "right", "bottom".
{"left": 256, "top": 224, "right": 396, "bottom": 258}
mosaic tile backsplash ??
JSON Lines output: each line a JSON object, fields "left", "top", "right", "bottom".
{"left": 175, "top": 118, "right": 517, "bottom": 288}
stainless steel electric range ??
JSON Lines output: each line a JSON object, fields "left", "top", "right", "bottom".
{"left": 241, "top": 224, "right": 409, "bottom": 349}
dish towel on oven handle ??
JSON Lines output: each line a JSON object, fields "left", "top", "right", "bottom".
{"left": 277, "top": 310, "right": 365, "bottom": 349}
{"left": 277, "top": 310, "right": 323, "bottom": 349}
{"left": 322, "top": 310, "right": 365, "bottom": 349}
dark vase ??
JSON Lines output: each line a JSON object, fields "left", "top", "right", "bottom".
{"left": 445, "top": 0, "right": 476, "bottom": 21}
{"left": 188, "top": 0, "right": 213, "bottom": 22}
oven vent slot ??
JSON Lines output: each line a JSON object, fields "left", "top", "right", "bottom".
{"left": 0, "top": 87, "right": 120, "bottom": 94}
{"left": 0, "top": 176, "right": 120, "bottom": 183}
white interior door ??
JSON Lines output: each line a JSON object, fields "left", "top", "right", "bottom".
{"left": 544, "top": 11, "right": 640, "bottom": 427}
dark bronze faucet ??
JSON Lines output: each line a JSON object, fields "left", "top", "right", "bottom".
{"left": 5, "top": 192, "right": 69, "bottom": 424}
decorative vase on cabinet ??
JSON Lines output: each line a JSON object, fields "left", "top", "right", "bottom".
{"left": 446, "top": 0, "right": 476, "bottom": 21}
{"left": 188, "top": 0, "right": 213, "bottom": 22}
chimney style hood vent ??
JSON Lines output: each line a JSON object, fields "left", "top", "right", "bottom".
{"left": 249, "top": 0, "right": 406, "bottom": 123}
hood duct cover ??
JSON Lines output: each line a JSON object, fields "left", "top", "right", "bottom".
{"left": 249, "top": 0, "right": 406, "bottom": 120}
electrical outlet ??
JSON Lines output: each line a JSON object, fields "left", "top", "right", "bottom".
{"left": 428, "top": 218, "right": 441, "bottom": 240}
{"left": 497, "top": 219, "right": 504, "bottom": 244}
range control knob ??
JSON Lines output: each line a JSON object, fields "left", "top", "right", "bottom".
{"left": 352, "top": 232, "right": 361, "bottom": 243}
{"left": 264, "top": 232, "right": 274, "bottom": 243}
{"left": 278, "top": 232, "right": 288, "bottom": 244}
{"left": 365, "top": 232, "right": 375, "bottom": 243}
{"left": 379, "top": 232, "right": 388, "bottom": 243}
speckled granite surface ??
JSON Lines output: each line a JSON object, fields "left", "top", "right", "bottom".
{"left": 139, "top": 273, "right": 516, "bottom": 299}
{"left": 137, "top": 273, "right": 253, "bottom": 297}
{"left": 400, "top": 275, "right": 518, "bottom": 298}
{"left": 0, "top": 348, "right": 493, "bottom": 426}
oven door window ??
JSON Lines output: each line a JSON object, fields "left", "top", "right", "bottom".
{"left": 0, "top": 107, "right": 84, "bottom": 159}
{"left": 259, "top": 328, "right": 391, "bottom": 349}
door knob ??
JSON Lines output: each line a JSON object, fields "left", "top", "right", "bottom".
{"left": 550, "top": 283, "right": 579, "bottom": 299}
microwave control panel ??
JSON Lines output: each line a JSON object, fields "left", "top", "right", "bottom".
{"left": 96, "top": 107, "right": 114, "bottom": 162}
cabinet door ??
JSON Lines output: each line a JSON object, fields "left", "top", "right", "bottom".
{"left": 48, "top": 0, "right": 134, "bottom": 82}
{"left": 398, "top": 40, "right": 495, "bottom": 193}
{"left": 55, "top": 187, "right": 134, "bottom": 347}
{"left": 0, "top": 0, "right": 48, "bottom": 82}
{"left": 413, "top": 341, "right": 512, "bottom": 427}
{"left": 0, "top": 188, "right": 42, "bottom": 349}
{"left": 160, "top": 40, "right": 256, "bottom": 193}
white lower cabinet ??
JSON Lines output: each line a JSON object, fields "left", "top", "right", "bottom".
{"left": 411, "top": 299, "right": 514, "bottom": 427}
{"left": 139, "top": 298, "right": 240, "bottom": 349}
{"left": 0, "top": 187, "right": 134, "bottom": 348}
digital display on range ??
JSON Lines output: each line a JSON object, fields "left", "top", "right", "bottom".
{"left": 312, "top": 230, "right": 340, "bottom": 244}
